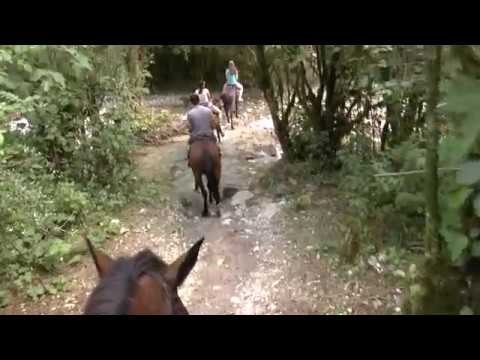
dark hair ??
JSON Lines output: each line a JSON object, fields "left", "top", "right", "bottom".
{"left": 190, "top": 94, "right": 200, "bottom": 105}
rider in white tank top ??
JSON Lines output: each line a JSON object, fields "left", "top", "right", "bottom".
{"left": 195, "top": 81, "right": 211, "bottom": 106}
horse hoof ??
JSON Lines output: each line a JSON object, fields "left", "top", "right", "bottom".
{"left": 216, "top": 210, "right": 221, "bottom": 218}
{"left": 202, "top": 211, "right": 210, "bottom": 218}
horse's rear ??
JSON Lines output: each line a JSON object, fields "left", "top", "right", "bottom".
{"left": 190, "top": 140, "right": 221, "bottom": 217}
{"left": 220, "top": 89, "right": 237, "bottom": 129}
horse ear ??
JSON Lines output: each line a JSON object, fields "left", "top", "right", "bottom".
{"left": 166, "top": 237, "right": 204, "bottom": 288}
{"left": 85, "top": 237, "right": 113, "bottom": 278}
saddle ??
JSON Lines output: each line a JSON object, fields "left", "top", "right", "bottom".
{"left": 187, "top": 133, "right": 221, "bottom": 168}
{"left": 188, "top": 132, "right": 217, "bottom": 145}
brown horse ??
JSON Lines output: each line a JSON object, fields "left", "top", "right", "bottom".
{"left": 83, "top": 237, "right": 204, "bottom": 315}
{"left": 220, "top": 85, "right": 239, "bottom": 130}
{"left": 190, "top": 140, "right": 221, "bottom": 217}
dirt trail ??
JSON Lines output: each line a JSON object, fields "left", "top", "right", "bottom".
{"left": 0, "top": 95, "right": 402, "bottom": 315}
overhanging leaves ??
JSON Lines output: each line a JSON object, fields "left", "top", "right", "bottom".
{"left": 442, "top": 228, "right": 469, "bottom": 261}
{"left": 440, "top": 75, "right": 480, "bottom": 164}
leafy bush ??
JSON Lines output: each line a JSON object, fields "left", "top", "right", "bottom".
{"left": 132, "top": 106, "right": 171, "bottom": 135}
{"left": 337, "top": 137, "right": 427, "bottom": 253}
{"left": 0, "top": 45, "right": 150, "bottom": 302}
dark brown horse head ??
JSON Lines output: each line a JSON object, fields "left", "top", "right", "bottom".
{"left": 84, "top": 237, "right": 204, "bottom": 315}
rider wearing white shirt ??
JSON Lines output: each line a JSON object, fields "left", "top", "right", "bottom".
{"left": 195, "top": 80, "right": 222, "bottom": 116}
{"left": 195, "top": 81, "right": 211, "bottom": 106}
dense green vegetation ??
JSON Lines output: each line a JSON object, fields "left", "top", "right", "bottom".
{"left": 253, "top": 45, "right": 480, "bottom": 314}
{"left": 0, "top": 45, "right": 152, "bottom": 304}
{"left": 1, "top": 45, "right": 480, "bottom": 313}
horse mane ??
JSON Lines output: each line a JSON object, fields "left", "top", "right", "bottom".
{"left": 84, "top": 249, "right": 169, "bottom": 315}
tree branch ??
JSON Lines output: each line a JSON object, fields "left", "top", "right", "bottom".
{"left": 319, "top": 45, "right": 328, "bottom": 101}
{"left": 283, "top": 88, "right": 297, "bottom": 123}
{"left": 314, "top": 45, "right": 323, "bottom": 85}
{"left": 346, "top": 95, "right": 362, "bottom": 119}
{"left": 375, "top": 167, "right": 459, "bottom": 177}
{"left": 300, "top": 61, "right": 315, "bottom": 102}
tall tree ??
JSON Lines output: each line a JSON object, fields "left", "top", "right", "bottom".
{"left": 424, "top": 45, "right": 443, "bottom": 258}
{"left": 254, "top": 45, "right": 296, "bottom": 155}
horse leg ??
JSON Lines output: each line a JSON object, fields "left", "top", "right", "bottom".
{"left": 197, "top": 174, "right": 209, "bottom": 217}
{"left": 208, "top": 182, "right": 213, "bottom": 204}
{"left": 223, "top": 107, "right": 229, "bottom": 125}
{"left": 218, "top": 123, "right": 225, "bottom": 138}
{"left": 226, "top": 111, "right": 231, "bottom": 126}
{"left": 213, "top": 160, "right": 222, "bottom": 217}
{"left": 235, "top": 95, "right": 239, "bottom": 118}
{"left": 216, "top": 126, "right": 224, "bottom": 143}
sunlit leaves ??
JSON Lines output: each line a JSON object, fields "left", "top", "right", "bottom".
{"left": 442, "top": 228, "right": 469, "bottom": 261}
{"left": 447, "top": 187, "right": 473, "bottom": 210}
{"left": 440, "top": 75, "right": 480, "bottom": 164}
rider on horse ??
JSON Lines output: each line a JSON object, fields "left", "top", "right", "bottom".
{"left": 186, "top": 94, "right": 222, "bottom": 167}
{"left": 195, "top": 80, "right": 222, "bottom": 116}
{"left": 222, "top": 60, "right": 243, "bottom": 102}
{"left": 195, "top": 80, "right": 212, "bottom": 107}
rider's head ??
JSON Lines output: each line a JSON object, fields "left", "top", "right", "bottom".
{"left": 190, "top": 94, "right": 200, "bottom": 106}
{"left": 228, "top": 60, "right": 235, "bottom": 69}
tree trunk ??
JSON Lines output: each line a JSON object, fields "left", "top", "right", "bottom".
{"left": 403, "top": 45, "right": 470, "bottom": 315}
{"left": 380, "top": 122, "right": 389, "bottom": 151}
{"left": 424, "top": 45, "right": 443, "bottom": 258}
{"left": 254, "top": 45, "right": 291, "bottom": 155}
{"left": 126, "top": 45, "right": 140, "bottom": 87}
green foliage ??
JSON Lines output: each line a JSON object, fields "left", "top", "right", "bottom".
{"left": 436, "top": 60, "right": 480, "bottom": 267}
{"left": 439, "top": 75, "right": 480, "bottom": 164}
{"left": 0, "top": 45, "right": 150, "bottom": 301}
{"left": 293, "top": 192, "right": 313, "bottom": 210}
{"left": 395, "top": 192, "right": 424, "bottom": 216}
{"left": 456, "top": 161, "right": 480, "bottom": 186}
{"left": 255, "top": 44, "right": 480, "bottom": 312}
{"left": 337, "top": 137, "right": 428, "bottom": 255}
{"left": 149, "top": 45, "right": 257, "bottom": 89}
{"left": 131, "top": 105, "right": 173, "bottom": 141}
